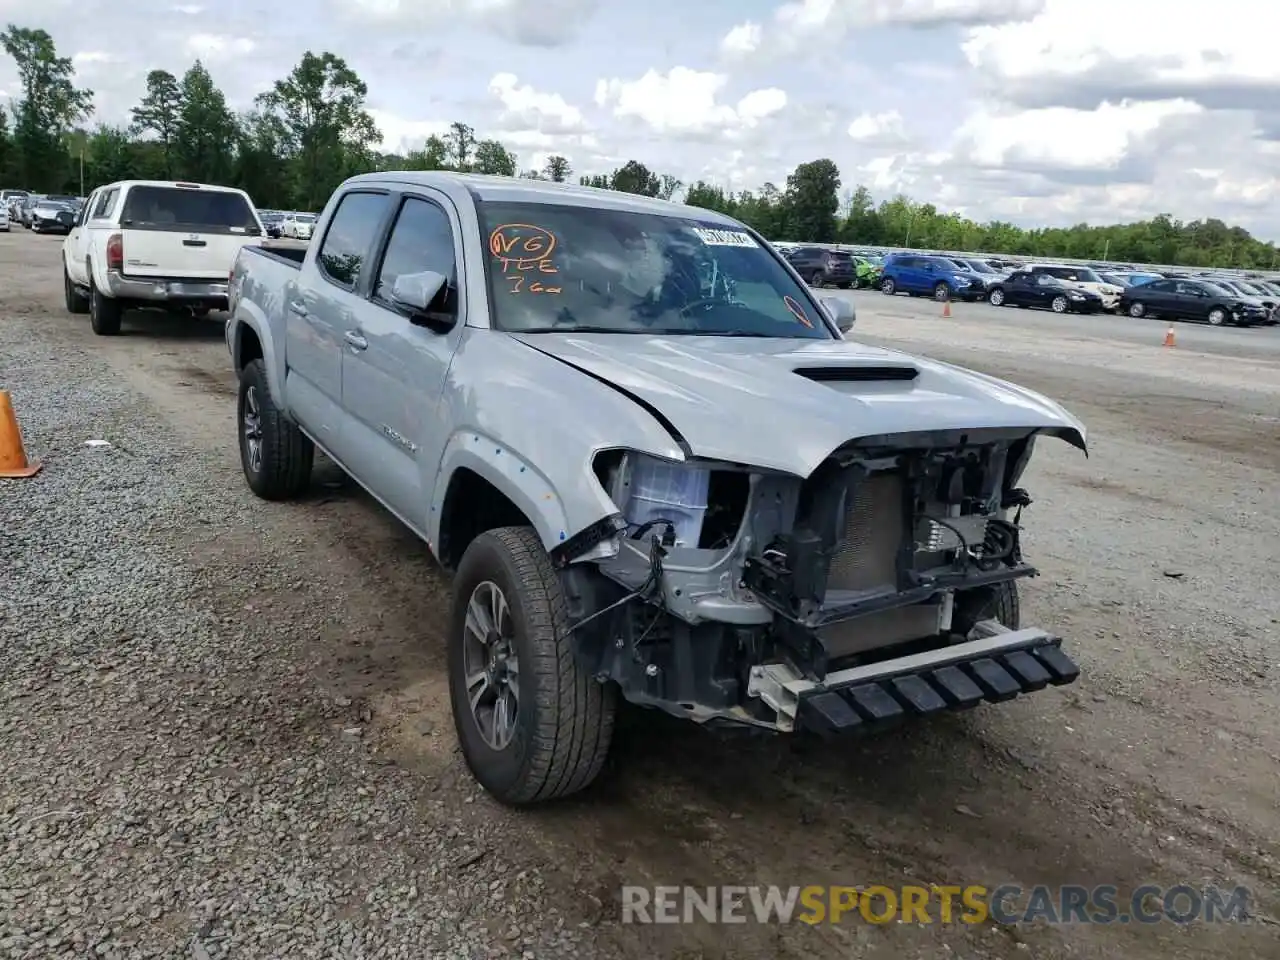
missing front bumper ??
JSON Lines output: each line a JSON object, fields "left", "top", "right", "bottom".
{"left": 747, "top": 620, "right": 1079, "bottom": 733}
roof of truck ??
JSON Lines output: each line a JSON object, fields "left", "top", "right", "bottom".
{"left": 343, "top": 170, "right": 744, "bottom": 226}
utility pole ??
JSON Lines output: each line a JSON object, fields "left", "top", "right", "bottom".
{"left": 79, "top": 148, "right": 84, "bottom": 197}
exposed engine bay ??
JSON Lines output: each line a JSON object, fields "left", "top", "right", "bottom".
{"left": 561, "top": 427, "right": 1081, "bottom": 734}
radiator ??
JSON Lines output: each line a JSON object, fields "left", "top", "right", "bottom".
{"left": 825, "top": 471, "right": 905, "bottom": 593}
{"left": 821, "top": 471, "right": 938, "bottom": 659}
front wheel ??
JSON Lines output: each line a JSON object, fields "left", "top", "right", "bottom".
{"left": 988, "top": 288, "right": 1005, "bottom": 306}
{"left": 450, "top": 527, "right": 617, "bottom": 806}
{"left": 1207, "top": 307, "right": 1226, "bottom": 326}
{"left": 934, "top": 282, "right": 951, "bottom": 301}
{"left": 1051, "top": 295, "right": 1069, "bottom": 313}
{"left": 64, "top": 264, "right": 89, "bottom": 314}
{"left": 1128, "top": 301, "right": 1146, "bottom": 318}
{"left": 237, "top": 358, "right": 314, "bottom": 500}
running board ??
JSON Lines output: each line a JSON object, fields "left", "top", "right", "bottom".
{"left": 747, "top": 621, "right": 1079, "bottom": 733}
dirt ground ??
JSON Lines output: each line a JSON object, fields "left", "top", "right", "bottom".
{"left": 2, "top": 231, "right": 1277, "bottom": 959}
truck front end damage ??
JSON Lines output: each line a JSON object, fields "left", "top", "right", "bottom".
{"left": 564, "top": 428, "right": 1081, "bottom": 735}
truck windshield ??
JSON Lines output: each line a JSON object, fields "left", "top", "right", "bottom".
{"left": 121, "top": 186, "right": 260, "bottom": 235}
{"left": 476, "top": 201, "right": 835, "bottom": 339}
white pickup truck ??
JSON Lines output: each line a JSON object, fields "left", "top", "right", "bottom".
{"left": 61, "top": 180, "right": 265, "bottom": 335}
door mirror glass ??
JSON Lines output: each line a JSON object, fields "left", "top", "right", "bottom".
{"left": 391, "top": 270, "right": 449, "bottom": 318}
{"left": 822, "top": 296, "right": 856, "bottom": 333}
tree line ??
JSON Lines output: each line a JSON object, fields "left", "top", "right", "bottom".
{"left": 2, "top": 23, "right": 1275, "bottom": 270}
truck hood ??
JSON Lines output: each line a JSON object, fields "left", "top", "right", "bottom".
{"left": 510, "top": 332, "right": 1087, "bottom": 476}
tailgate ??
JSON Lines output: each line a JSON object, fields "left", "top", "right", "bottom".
{"left": 119, "top": 184, "right": 263, "bottom": 281}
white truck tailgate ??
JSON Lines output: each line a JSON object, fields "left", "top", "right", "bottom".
{"left": 119, "top": 184, "right": 263, "bottom": 280}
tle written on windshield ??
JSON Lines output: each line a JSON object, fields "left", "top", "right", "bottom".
{"left": 478, "top": 202, "right": 835, "bottom": 339}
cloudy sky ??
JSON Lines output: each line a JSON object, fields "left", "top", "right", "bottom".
{"left": 1, "top": 0, "right": 1277, "bottom": 237}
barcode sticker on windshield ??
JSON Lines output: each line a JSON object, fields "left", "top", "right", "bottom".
{"left": 692, "top": 227, "right": 758, "bottom": 248}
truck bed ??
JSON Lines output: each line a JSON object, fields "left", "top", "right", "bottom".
{"left": 252, "top": 243, "right": 307, "bottom": 267}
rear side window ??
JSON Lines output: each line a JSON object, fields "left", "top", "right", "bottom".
{"left": 120, "top": 186, "right": 259, "bottom": 234}
{"left": 92, "top": 188, "right": 117, "bottom": 218}
{"left": 317, "top": 191, "right": 391, "bottom": 289}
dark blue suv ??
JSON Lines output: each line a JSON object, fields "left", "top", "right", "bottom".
{"left": 879, "top": 253, "right": 992, "bottom": 301}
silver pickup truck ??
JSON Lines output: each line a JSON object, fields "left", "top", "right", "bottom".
{"left": 225, "top": 172, "right": 1087, "bottom": 806}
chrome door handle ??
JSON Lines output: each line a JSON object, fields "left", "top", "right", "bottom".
{"left": 287, "top": 300, "right": 308, "bottom": 316}
{"left": 344, "top": 330, "right": 368, "bottom": 350}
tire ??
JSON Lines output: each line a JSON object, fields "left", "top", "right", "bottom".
{"left": 933, "top": 282, "right": 951, "bottom": 301}
{"left": 88, "top": 277, "right": 122, "bottom": 335}
{"left": 1127, "top": 301, "right": 1145, "bottom": 318}
{"left": 64, "top": 264, "right": 89, "bottom": 314}
{"left": 951, "top": 580, "right": 1021, "bottom": 638}
{"left": 881, "top": 277, "right": 896, "bottom": 295}
{"left": 450, "top": 527, "right": 617, "bottom": 806}
{"left": 1207, "top": 307, "right": 1226, "bottom": 326}
{"left": 1051, "top": 295, "right": 1069, "bottom": 313}
{"left": 237, "top": 358, "right": 314, "bottom": 500}
{"left": 836, "top": 281, "right": 852, "bottom": 290}
{"left": 988, "top": 288, "right": 1005, "bottom": 306}
{"left": 809, "top": 270, "right": 825, "bottom": 287}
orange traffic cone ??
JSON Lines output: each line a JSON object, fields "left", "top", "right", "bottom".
{"left": 1163, "top": 326, "right": 1176, "bottom": 348}
{"left": 941, "top": 299, "right": 952, "bottom": 318}
{"left": 0, "top": 390, "right": 41, "bottom": 478}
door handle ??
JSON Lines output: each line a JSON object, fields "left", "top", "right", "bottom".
{"left": 287, "top": 300, "right": 308, "bottom": 316}
{"left": 344, "top": 330, "right": 368, "bottom": 350}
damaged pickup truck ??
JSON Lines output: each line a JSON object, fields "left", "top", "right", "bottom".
{"left": 225, "top": 172, "right": 1087, "bottom": 806}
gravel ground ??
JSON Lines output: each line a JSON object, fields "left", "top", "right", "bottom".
{"left": 2, "top": 233, "right": 1277, "bottom": 960}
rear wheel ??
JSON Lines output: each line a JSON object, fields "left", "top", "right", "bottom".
{"left": 881, "top": 277, "right": 897, "bottom": 295}
{"left": 1128, "top": 301, "right": 1146, "bottom": 318}
{"left": 88, "top": 278, "right": 122, "bottom": 335}
{"left": 450, "top": 527, "right": 617, "bottom": 806}
{"left": 237, "top": 358, "right": 314, "bottom": 500}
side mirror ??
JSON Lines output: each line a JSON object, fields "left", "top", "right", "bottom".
{"left": 390, "top": 270, "right": 451, "bottom": 326}
{"left": 822, "top": 296, "right": 856, "bottom": 333}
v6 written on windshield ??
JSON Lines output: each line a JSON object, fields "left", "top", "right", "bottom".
{"left": 489, "top": 223, "right": 563, "bottom": 295}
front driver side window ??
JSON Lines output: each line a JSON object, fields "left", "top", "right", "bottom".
{"left": 374, "top": 196, "right": 457, "bottom": 314}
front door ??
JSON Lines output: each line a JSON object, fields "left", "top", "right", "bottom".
{"left": 283, "top": 189, "right": 392, "bottom": 448}
{"left": 339, "top": 192, "right": 465, "bottom": 530}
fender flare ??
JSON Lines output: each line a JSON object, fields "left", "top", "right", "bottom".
{"left": 229, "top": 306, "right": 284, "bottom": 400}
{"left": 428, "top": 429, "right": 580, "bottom": 555}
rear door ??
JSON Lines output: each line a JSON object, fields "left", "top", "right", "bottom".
{"left": 118, "top": 184, "right": 264, "bottom": 280}
{"left": 287, "top": 189, "right": 393, "bottom": 457}
{"left": 340, "top": 191, "right": 465, "bottom": 526}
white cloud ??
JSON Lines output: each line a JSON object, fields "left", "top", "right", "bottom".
{"left": 487, "top": 73, "right": 587, "bottom": 134}
{"left": 722, "top": 0, "right": 1044, "bottom": 59}
{"left": 368, "top": 110, "right": 450, "bottom": 153}
{"left": 962, "top": 0, "right": 1280, "bottom": 109}
{"left": 185, "top": 34, "right": 255, "bottom": 59}
{"left": 595, "top": 67, "right": 787, "bottom": 137}
{"left": 953, "top": 99, "right": 1203, "bottom": 170}
{"left": 847, "top": 109, "right": 908, "bottom": 144}
{"left": 340, "top": 0, "right": 600, "bottom": 47}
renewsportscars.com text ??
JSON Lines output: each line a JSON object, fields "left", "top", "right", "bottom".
{"left": 620, "top": 884, "right": 1252, "bottom": 926}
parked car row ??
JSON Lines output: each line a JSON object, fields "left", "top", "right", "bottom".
{"left": 2, "top": 189, "right": 86, "bottom": 235}
{"left": 259, "top": 209, "right": 318, "bottom": 240}
{"left": 862, "top": 250, "right": 1277, "bottom": 326}
{"left": 780, "top": 245, "right": 884, "bottom": 289}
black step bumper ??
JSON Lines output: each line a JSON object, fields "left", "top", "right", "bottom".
{"left": 748, "top": 623, "right": 1079, "bottom": 735}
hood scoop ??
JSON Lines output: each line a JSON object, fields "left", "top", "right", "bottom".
{"left": 793, "top": 365, "right": 919, "bottom": 383}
